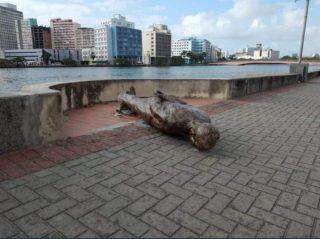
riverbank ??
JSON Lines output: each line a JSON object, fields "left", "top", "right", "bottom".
{"left": 210, "top": 60, "right": 320, "bottom": 66}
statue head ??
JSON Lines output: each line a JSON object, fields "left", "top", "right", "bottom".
{"left": 189, "top": 122, "right": 220, "bottom": 150}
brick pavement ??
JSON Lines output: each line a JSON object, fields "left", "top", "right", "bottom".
{"left": 1, "top": 78, "right": 320, "bottom": 237}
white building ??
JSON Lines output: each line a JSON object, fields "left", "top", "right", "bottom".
{"left": 94, "top": 14, "right": 137, "bottom": 63}
{"left": 142, "top": 24, "right": 171, "bottom": 65}
{"left": 253, "top": 48, "right": 280, "bottom": 60}
{"left": 235, "top": 43, "right": 279, "bottom": 60}
{"left": 104, "top": 14, "right": 134, "bottom": 28}
{"left": 82, "top": 48, "right": 94, "bottom": 61}
{"left": 94, "top": 25, "right": 112, "bottom": 62}
{"left": 4, "top": 49, "right": 43, "bottom": 64}
{"left": 171, "top": 39, "right": 192, "bottom": 57}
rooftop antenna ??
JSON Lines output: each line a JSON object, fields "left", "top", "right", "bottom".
{"left": 296, "top": 0, "right": 310, "bottom": 64}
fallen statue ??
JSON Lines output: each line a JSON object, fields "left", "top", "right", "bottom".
{"left": 118, "top": 89, "right": 220, "bottom": 150}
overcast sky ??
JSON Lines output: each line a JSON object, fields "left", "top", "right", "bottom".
{"left": 6, "top": 0, "right": 320, "bottom": 56}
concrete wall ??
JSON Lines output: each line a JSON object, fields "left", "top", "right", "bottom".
{"left": 1, "top": 70, "right": 320, "bottom": 153}
{"left": 0, "top": 92, "right": 62, "bottom": 153}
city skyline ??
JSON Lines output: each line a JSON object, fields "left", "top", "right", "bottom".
{"left": 4, "top": 0, "right": 320, "bottom": 56}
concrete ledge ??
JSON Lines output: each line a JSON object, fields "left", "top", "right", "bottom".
{"left": 1, "top": 70, "right": 320, "bottom": 153}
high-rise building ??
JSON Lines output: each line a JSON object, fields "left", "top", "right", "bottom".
{"left": 50, "top": 18, "right": 80, "bottom": 49}
{"left": 15, "top": 18, "right": 37, "bottom": 49}
{"left": 31, "top": 26, "right": 52, "bottom": 49}
{"left": 94, "top": 14, "right": 142, "bottom": 64}
{"left": 142, "top": 24, "right": 171, "bottom": 65}
{"left": 0, "top": 3, "right": 23, "bottom": 50}
{"left": 172, "top": 37, "right": 216, "bottom": 63}
{"left": 76, "top": 27, "right": 94, "bottom": 49}
{"left": 94, "top": 26, "right": 112, "bottom": 61}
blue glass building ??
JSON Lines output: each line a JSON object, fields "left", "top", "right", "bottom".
{"left": 111, "top": 26, "right": 142, "bottom": 63}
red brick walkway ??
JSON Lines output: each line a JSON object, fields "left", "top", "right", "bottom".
{"left": 0, "top": 85, "right": 296, "bottom": 182}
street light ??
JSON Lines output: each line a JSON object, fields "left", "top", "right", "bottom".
{"left": 296, "top": 0, "right": 310, "bottom": 64}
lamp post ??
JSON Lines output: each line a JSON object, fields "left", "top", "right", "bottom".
{"left": 297, "top": 0, "right": 310, "bottom": 64}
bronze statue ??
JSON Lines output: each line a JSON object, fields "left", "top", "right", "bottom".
{"left": 118, "top": 89, "right": 220, "bottom": 150}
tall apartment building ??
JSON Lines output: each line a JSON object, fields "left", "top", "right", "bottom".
{"left": 15, "top": 18, "right": 37, "bottom": 49}
{"left": 142, "top": 24, "right": 171, "bottom": 65}
{"left": 50, "top": 18, "right": 80, "bottom": 49}
{"left": 94, "top": 14, "right": 142, "bottom": 64}
{"left": 172, "top": 37, "right": 216, "bottom": 62}
{"left": 76, "top": 27, "right": 94, "bottom": 49}
{"left": 94, "top": 26, "right": 112, "bottom": 61}
{"left": 31, "top": 26, "right": 52, "bottom": 49}
{"left": 0, "top": 3, "right": 23, "bottom": 50}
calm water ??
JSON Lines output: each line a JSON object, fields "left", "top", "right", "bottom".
{"left": 0, "top": 65, "right": 319, "bottom": 93}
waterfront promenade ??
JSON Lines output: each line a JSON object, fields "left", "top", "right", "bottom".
{"left": 1, "top": 77, "right": 320, "bottom": 237}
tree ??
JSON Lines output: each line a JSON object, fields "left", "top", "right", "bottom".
{"left": 42, "top": 50, "right": 51, "bottom": 65}
{"left": 90, "top": 52, "right": 96, "bottom": 61}
{"left": 61, "top": 58, "right": 77, "bottom": 66}
{"left": 155, "top": 57, "right": 166, "bottom": 66}
{"left": 12, "top": 56, "right": 26, "bottom": 67}
{"left": 171, "top": 56, "right": 184, "bottom": 66}
{"left": 115, "top": 57, "right": 130, "bottom": 66}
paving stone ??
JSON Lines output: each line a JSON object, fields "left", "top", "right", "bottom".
{"left": 141, "top": 211, "right": 180, "bottom": 236}
{"left": 0, "top": 197, "right": 20, "bottom": 213}
{"left": 77, "top": 230, "right": 100, "bottom": 238}
{"left": 212, "top": 172, "right": 235, "bottom": 185}
{"left": 113, "top": 183, "right": 144, "bottom": 200}
{"left": 5, "top": 198, "right": 49, "bottom": 220}
{"left": 313, "top": 219, "right": 320, "bottom": 237}
{"left": 230, "top": 193, "right": 255, "bottom": 213}
{"left": 169, "top": 172, "right": 194, "bottom": 186}
{"left": 79, "top": 211, "right": 119, "bottom": 236}
{"left": 205, "top": 193, "right": 232, "bottom": 213}
{"left": 142, "top": 228, "right": 167, "bottom": 238}
{"left": 190, "top": 172, "right": 215, "bottom": 185}
{"left": 8, "top": 186, "right": 39, "bottom": 203}
{"left": 100, "top": 173, "right": 131, "bottom": 188}
{"left": 178, "top": 193, "right": 208, "bottom": 215}
{"left": 66, "top": 196, "right": 105, "bottom": 218}
{"left": 36, "top": 185, "right": 66, "bottom": 203}
{"left": 15, "top": 214, "right": 54, "bottom": 237}
{"left": 98, "top": 196, "right": 130, "bottom": 217}
{"left": 172, "top": 227, "right": 198, "bottom": 238}
{"left": 110, "top": 211, "right": 150, "bottom": 236}
{"left": 0, "top": 188, "right": 9, "bottom": 202}
{"left": 231, "top": 225, "right": 256, "bottom": 238}
{"left": 0, "top": 215, "right": 20, "bottom": 238}
{"left": 222, "top": 207, "right": 263, "bottom": 231}
{"left": 169, "top": 209, "right": 208, "bottom": 234}
{"left": 61, "top": 185, "right": 93, "bottom": 202}
{"left": 257, "top": 223, "right": 285, "bottom": 238}
{"left": 272, "top": 205, "right": 313, "bottom": 226}
{"left": 227, "top": 181, "right": 259, "bottom": 197}
{"left": 277, "top": 192, "right": 299, "bottom": 209}
{"left": 300, "top": 191, "right": 320, "bottom": 208}
{"left": 37, "top": 198, "right": 77, "bottom": 219}
{"left": 48, "top": 213, "right": 87, "bottom": 237}
{"left": 196, "top": 208, "right": 236, "bottom": 233}
{"left": 154, "top": 194, "right": 184, "bottom": 216}
{"left": 147, "top": 172, "right": 175, "bottom": 186}
{"left": 297, "top": 203, "right": 320, "bottom": 219}
{"left": 286, "top": 221, "right": 312, "bottom": 237}
{"left": 137, "top": 182, "right": 167, "bottom": 199}
{"left": 125, "top": 172, "right": 152, "bottom": 187}
{"left": 248, "top": 207, "right": 289, "bottom": 229}
{"left": 161, "top": 182, "right": 192, "bottom": 199}
{"left": 126, "top": 194, "right": 158, "bottom": 216}
{"left": 253, "top": 192, "right": 277, "bottom": 211}
{"left": 233, "top": 172, "right": 252, "bottom": 185}
{"left": 88, "top": 183, "right": 119, "bottom": 201}
{"left": 201, "top": 226, "right": 228, "bottom": 238}
{"left": 183, "top": 182, "right": 216, "bottom": 198}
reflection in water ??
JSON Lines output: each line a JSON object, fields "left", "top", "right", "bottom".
{"left": 0, "top": 65, "right": 319, "bottom": 93}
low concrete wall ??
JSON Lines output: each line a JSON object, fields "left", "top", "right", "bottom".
{"left": 0, "top": 92, "right": 62, "bottom": 153}
{"left": 1, "top": 70, "right": 320, "bottom": 153}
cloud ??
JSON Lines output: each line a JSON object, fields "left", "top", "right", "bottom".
{"left": 172, "top": 0, "right": 320, "bottom": 55}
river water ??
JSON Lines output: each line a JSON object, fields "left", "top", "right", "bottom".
{"left": 0, "top": 64, "right": 319, "bottom": 93}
